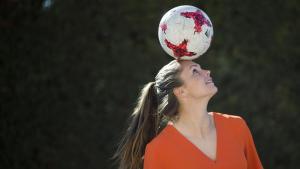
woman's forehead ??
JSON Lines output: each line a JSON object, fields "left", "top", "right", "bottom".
{"left": 179, "top": 60, "right": 200, "bottom": 70}
{"left": 177, "top": 61, "right": 201, "bottom": 80}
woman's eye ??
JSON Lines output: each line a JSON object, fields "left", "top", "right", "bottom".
{"left": 193, "top": 69, "right": 200, "bottom": 74}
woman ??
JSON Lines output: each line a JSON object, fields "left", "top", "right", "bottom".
{"left": 112, "top": 59, "right": 264, "bottom": 169}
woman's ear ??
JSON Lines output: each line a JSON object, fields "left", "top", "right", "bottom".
{"left": 173, "top": 86, "right": 184, "bottom": 99}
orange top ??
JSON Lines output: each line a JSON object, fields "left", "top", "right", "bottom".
{"left": 143, "top": 112, "right": 264, "bottom": 169}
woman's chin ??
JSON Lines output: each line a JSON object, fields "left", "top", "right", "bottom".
{"left": 208, "top": 84, "right": 218, "bottom": 94}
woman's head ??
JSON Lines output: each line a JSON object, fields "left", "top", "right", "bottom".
{"left": 112, "top": 59, "right": 217, "bottom": 169}
{"left": 171, "top": 60, "right": 218, "bottom": 102}
{"left": 155, "top": 59, "right": 217, "bottom": 121}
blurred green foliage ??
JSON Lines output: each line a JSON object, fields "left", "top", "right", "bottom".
{"left": 0, "top": 0, "right": 299, "bottom": 168}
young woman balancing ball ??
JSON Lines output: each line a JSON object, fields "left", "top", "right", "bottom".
{"left": 112, "top": 5, "right": 264, "bottom": 169}
{"left": 112, "top": 60, "right": 264, "bottom": 169}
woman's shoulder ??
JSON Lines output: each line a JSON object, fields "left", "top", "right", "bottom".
{"left": 214, "top": 111, "right": 247, "bottom": 125}
{"left": 144, "top": 125, "right": 174, "bottom": 160}
{"left": 214, "top": 111, "right": 250, "bottom": 136}
{"left": 214, "top": 111, "right": 242, "bottom": 119}
{"left": 145, "top": 124, "right": 173, "bottom": 149}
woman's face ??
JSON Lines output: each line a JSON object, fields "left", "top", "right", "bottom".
{"left": 175, "top": 60, "right": 218, "bottom": 100}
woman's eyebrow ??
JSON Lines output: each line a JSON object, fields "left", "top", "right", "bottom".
{"left": 189, "top": 64, "right": 201, "bottom": 69}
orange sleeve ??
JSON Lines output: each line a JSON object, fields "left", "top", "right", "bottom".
{"left": 240, "top": 117, "right": 264, "bottom": 169}
{"left": 143, "top": 143, "right": 164, "bottom": 169}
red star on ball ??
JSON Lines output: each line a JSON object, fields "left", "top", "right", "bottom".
{"left": 164, "top": 39, "right": 196, "bottom": 58}
{"left": 180, "top": 10, "right": 212, "bottom": 34}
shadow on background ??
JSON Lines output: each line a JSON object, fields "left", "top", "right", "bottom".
{"left": 1, "top": 0, "right": 299, "bottom": 168}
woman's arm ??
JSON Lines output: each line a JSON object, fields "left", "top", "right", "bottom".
{"left": 240, "top": 117, "right": 264, "bottom": 169}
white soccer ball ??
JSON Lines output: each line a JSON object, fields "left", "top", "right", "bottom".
{"left": 158, "top": 5, "right": 214, "bottom": 60}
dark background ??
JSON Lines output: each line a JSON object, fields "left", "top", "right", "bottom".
{"left": 1, "top": 0, "right": 299, "bottom": 168}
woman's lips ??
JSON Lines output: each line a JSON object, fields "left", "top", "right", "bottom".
{"left": 205, "top": 78, "right": 214, "bottom": 84}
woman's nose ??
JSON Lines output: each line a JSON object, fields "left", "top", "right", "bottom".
{"left": 206, "top": 70, "right": 211, "bottom": 76}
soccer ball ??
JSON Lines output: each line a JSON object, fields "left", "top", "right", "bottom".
{"left": 158, "top": 5, "right": 214, "bottom": 60}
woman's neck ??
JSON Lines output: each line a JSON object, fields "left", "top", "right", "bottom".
{"left": 172, "top": 99, "right": 214, "bottom": 138}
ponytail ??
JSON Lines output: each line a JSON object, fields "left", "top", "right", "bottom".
{"left": 112, "top": 59, "right": 184, "bottom": 169}
{"left": 111, "top": 81, "right": 162, "bottom": 169}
